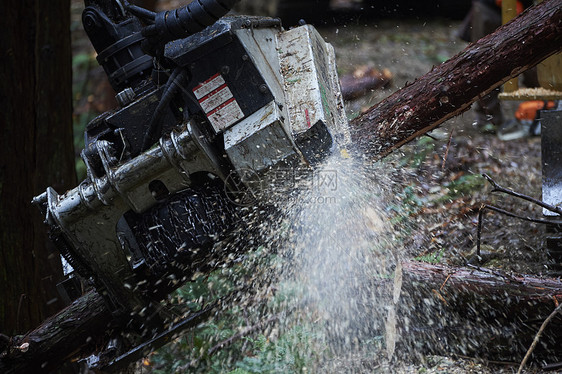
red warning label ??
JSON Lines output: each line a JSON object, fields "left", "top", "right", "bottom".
{"left": 193, "top": 74, "right": 244, "bottom": 132}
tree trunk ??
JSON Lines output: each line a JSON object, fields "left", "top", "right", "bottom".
{"left": 350, "top": 0, "right": 562, "bottom": 159}
{"left": 395, "top": 261, "right": 562, "bottom": 363}
{"left": 0, "top": 289, "right": 218, "bottom": 374}
{"left": 0, "top": 0, "right": 75, "bottom": 336}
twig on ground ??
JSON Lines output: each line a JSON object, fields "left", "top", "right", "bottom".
{"left": 439, "top": 273, "right": 452, "bottom": 291}
{"left": 542, "top": 361, "right": 562, "bottom": 371}
{"left": 476, "top": 204, "right": 562, "bottom": 257}
{"left": 482, "top": 173, "right": 562, "bottom": 216}
{"left": 517, "top": 302, "right": 562, "bottom": 374}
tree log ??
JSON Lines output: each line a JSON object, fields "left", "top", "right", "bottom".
{"left": 340, "top": 66, "right": 392, "bottom": 100}
{"left": 0, "top": 291, "right": 112, "bottom": 373}
{"left": 350, "top": 0, "right": 562, "bottom": 159}
{"left": 396, "top": 261, "right": 562, "bottom": 363}
{"left": 5, "top": 262, "right": 561, "bottom": 372}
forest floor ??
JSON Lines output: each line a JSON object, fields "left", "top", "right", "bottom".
{"left": 70, "top": 1, "right": 559, "bottom": 373}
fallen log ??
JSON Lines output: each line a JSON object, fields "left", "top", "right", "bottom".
{"left": 3, "top": 264, "right": 562, "bottom": 371}
{"left": 395, "top": 261, "right": 562, "bottom": 363}
{"left": 0, "top": 291, "right": 112, "bottom": 373}
{"left": 350, "top": 0, "right": 562, "bottom": 159}
{"left": 2, "top": 0, "right": 562, "bottom": 372}
{"left": 340, "top": 66, "right": 392, "bottom": 100}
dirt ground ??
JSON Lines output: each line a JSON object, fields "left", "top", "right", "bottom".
{"left": 69, "top": 1, "right": 558, "bottom": 372}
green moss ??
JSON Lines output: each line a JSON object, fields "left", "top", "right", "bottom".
{"left": 441, "top": 174, "right": 485, "bottom": 200}
{"left": 414, "top": 249, "right": 445, "bottom": 264}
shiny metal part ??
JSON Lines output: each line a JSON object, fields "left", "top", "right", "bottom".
{"left": 116, "top": 87, "right": 136, "bottom": 107}
{"left": 223, "top": 23, "right": 349, "bottom": 177}
{"left": 34, "top": 122, "right": 226, "bottom": 311}
{"left": 541, "top": 103, "right": 562, "bottom": 264}
{"left": 541, "top": 104, "right": 562, "bottom": 217}
{"left": 224, "top": 101, "right": 297, "bottom": 173}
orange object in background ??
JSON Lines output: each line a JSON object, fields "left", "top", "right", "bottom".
{"left": 515, "top": 100, "right": 556, "bottom": 122}
{"left": 495, "top": 0, "right": 524, "bottom": 13}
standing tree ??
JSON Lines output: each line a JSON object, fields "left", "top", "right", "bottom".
{"left": 0, "top": 0, "right": 76, "bottom": 337}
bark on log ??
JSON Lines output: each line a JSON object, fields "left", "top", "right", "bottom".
{"left": 396, "top": 261, "right": 562, "bottom": 363}
{"left": 0, "top": 291, "right": 112, "bottom": 373}
{"left": 350, "top": 0, "right": 562, "bottom": 159}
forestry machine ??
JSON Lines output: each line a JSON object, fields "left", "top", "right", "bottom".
{"left": 32, "top": 0, "right": 348, "bottom": 368}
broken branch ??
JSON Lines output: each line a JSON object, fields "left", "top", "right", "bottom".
{"left": 517, "top": 302, "right": 562, "bottom": 374}
{"left": 476, "top": 204, "right": 562, "bottom": 257}
{"left": 483, "top": 173, "right": 562, "bottom": 216}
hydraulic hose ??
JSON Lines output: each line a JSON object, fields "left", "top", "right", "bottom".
{"left": 141, "top": 67, "right": 187, "bottom": 150}
{"left": 141, "top": 0, "right": 239, "bottom": 54}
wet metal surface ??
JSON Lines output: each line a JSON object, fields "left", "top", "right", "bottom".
{"left": 541, "top": 107, "right": 562, "bottom": 217}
